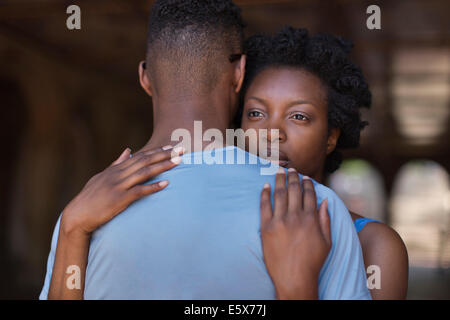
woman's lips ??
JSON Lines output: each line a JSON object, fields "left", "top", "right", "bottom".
{"left": 265, "top": 148, "right": 289, "bottom": 167}
{"left": 278, "top": 160, "right": 289, "bottom": 167}
{"left": 268, "top": 158, "right": 289, "bottom": 168}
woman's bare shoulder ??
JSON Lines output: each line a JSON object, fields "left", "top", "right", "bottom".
{"left": 351, "top": 211, "right": 409, "bottom": 299}
{"left": 352, "top": 212, "right": 407, "bottom": 261}
{"left": 350, "top": 211, "right": 407, "bottom": 253}
{"left": 349, "top": 211, "right": 364, "bottom": 222}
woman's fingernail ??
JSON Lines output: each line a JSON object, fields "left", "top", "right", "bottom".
{"left": 277, "top": 167, "right": 285, "bottom": 174}
{"left": 303, "top": 176, "right": 310, "bottom": 181}
{"left": 159, "top": 180, "right": 169, "bottom": 188}
{"left": 263, "top": 183, "right": 271, "bottom": 189}
{"left": 162, "top": 145, "right": 173, "bottom": 150}
{"left": 126, "top": 147, "right": 132, "bottom": 153}
{"left": 173, "top": 146, "right": 185, "bottom": 155}
{"left": 288, "top": 168, "right": 296, "bottom": 173}
{"left": 170, "top": 156, "right": 182, "bottom": 164}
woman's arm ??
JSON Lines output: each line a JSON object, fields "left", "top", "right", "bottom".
{"left": 358, "top": 221, "right": 409, "bottom": 299}
{"left": 48, "top": 145, "right": 184, "bottom": 299}
{"left": 259, "top": 168, "right": 331, "bottom": 300}
{"left": 47, "top": 224, "right": 90, "bottom": 299}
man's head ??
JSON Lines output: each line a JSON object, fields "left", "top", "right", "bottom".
{"left": 139, "top": 0, "right": 246, "bottom": 109}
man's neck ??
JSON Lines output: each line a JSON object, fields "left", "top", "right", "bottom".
{"left": 140, "top": 94, "right": 234, "bottom": 153}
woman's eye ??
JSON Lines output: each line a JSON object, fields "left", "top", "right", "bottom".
{"left": 290, "top": 113, "right": 308, "bottom": 121}
{"left": 248, "top": 111, "right": 264, "bottom": 118}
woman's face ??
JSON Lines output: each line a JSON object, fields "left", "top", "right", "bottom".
{"left": 241, "top": 67, "right": 339, "bottom": 181}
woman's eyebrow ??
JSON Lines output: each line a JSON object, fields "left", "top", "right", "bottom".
{"left": 247, "top": 96, "right": 268, "bottom": 105}
{"left": 247, "top": 96, "right": 316, "bottom": 108}
{"left": 288, "top": 99, "right": 316, "bottom": 108}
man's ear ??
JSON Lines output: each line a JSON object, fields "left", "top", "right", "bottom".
{"left": 326, "top": 128, "right": 341, "bottom": 155}
{"left": 139, "top": 60, "right": 153, "bottom": 97}
{"left": 234, "top": 54, "right": 246, "bottom": 93}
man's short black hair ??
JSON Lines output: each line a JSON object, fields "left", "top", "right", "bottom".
{"left": 146, "top": 0, "right": 246, "bottom": 94}
{"left": 238, "top": 26, "right": 372, "bottom": 173}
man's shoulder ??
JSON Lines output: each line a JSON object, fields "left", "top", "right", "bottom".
{"left": 307, "top": 178, "right": 354, "bottom": 230}
{"left": 308, "top": 177, "right": 338, "bottom": 197}
{"left": 308, "top": 177, "right": 346, "bottom": 209}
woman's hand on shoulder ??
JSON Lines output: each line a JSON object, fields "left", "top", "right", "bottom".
{"left": 61, "top": 145, "right": 184, "bottom": 238}
{"left": 259, "top": 168, "right": 331, "bottom": 300}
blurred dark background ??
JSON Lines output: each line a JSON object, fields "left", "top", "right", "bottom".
{"left": 0, "top": 0, "right": 449, "bottom": 299}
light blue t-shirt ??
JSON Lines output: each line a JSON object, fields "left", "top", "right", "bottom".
{"left": 39, "top": 146, "right": 370, "bottom": 300}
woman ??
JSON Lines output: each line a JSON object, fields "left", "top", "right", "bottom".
{"left": 48, "top": 27, "right": 408, "bottom": 299}
{"left": 238, "top": 27, "right": 408, "bottom": 299}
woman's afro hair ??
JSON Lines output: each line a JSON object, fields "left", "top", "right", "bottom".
{"left": 239, "top": 26, "right": 372, "bottom": 173}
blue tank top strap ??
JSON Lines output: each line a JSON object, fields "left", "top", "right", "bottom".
{"left": 354, "top": 218, "right": 380, "bottom": 233}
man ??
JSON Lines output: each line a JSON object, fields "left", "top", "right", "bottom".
{"left": 39, "top": 0, "right": 370, "bottom": 299}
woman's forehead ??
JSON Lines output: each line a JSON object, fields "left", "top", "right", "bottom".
{"left": 246, "top": 67, "right": 327, "bottom": 106}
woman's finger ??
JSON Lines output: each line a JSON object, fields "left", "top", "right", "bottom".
{"left": 287, "top": 168, "right": 302, "bottom": 217}
{"left": 131, "top": 145, "right": 176, "bottom": 161}
{"left": 145, "top": 145, "right": 173, "bottom": 156}
{"left": 127, "top": 180, "right": 170, "bottom": 201}
{"left": 110, "top": 148, "right": 131, "bottom": 167}
{"left": 302, "top": 176, "right": 317, "bottom": 216}
{"left": 318, "top": 199, "right": 331, "bottom": 247}
{"left": 112, "top": 145, "right": 173, "bottom": 170}
{"left": 273, "top": 167, "right": 288, "bottom": 220}
{"left": 121, "top": 157, "right": 182, "bottom": 189}
{"left": 260, "top": 183, "right": 273, "bottom": 228}
{"left": 121, "top": 146, "right": 184, "bottom": 175}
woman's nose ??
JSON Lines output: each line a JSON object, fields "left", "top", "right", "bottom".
{"left": 265, "top": 123, "right": 286, "bottom": 143}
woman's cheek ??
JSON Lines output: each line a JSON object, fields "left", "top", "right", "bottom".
{"left": 289, "top": 135, "right": 324, "bottom": 172}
